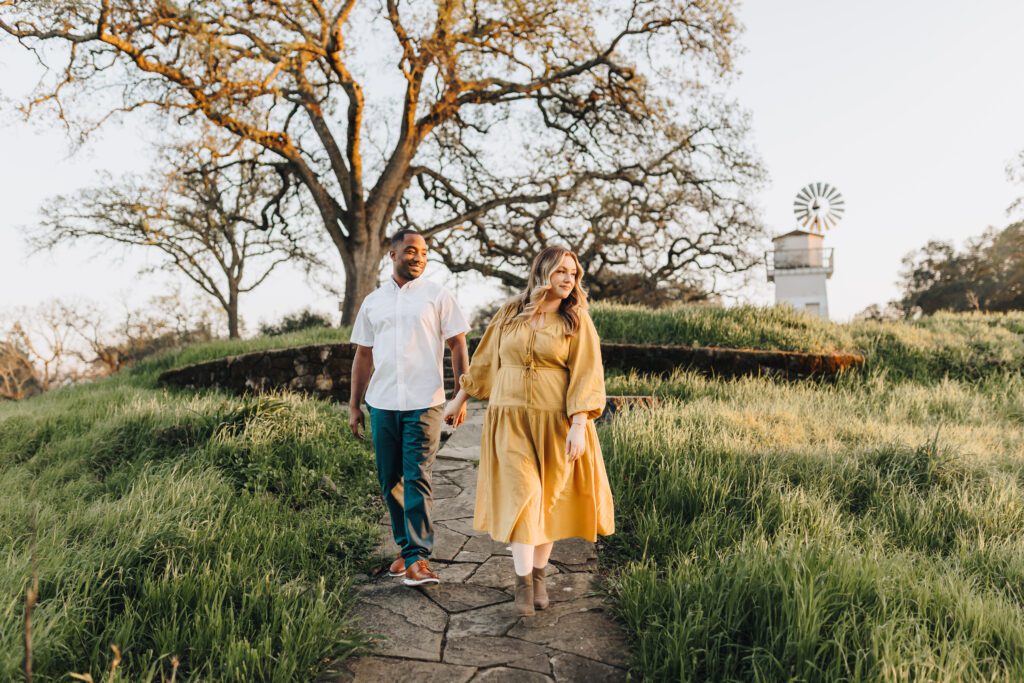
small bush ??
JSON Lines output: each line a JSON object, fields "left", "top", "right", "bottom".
{"left": 259, "top": 309, "right": 335, "bottom": 337}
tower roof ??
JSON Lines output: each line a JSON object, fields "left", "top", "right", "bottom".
{"left": 774, "top": 229, "right": 819, "bottom": 240}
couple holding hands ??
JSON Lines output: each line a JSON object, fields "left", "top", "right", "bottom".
{"left": 348, "top": 230, "right": 614, "bottom": 616}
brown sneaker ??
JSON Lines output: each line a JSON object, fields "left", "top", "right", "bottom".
{"left": 402, "top": 559, "right": 440, "bottom": 587}
{"left": 387, "top": 556, "right": 406, "bottom": 578}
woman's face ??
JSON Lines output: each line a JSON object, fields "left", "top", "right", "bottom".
{"left": 548, "top": 253, "right": 578, "bottom": 300}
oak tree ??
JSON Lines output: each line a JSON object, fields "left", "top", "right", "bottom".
{"left": 34, "top": 138, "right": 320, "bottom": 338}
{"left": 2, "top": 0, "right": 763, "bottom": 320}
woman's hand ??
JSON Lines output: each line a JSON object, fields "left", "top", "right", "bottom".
{"left": 443, "top": 394, "right": 467, "bottom": 428}
{"left": 565, "top": 421, "right": 586, "bottom": 463}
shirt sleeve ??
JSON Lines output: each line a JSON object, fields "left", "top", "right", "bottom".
{"left": 566, "top": 309, "right": 606, "bottom": 420}
{"left": 459, "top": 303, "right": 510, "bottom": 400}
{"left": 439, "top": 288, "right": 471, "bottom": 340}
{"left": 349, "top": 300, "right": 374, "bottom": 347}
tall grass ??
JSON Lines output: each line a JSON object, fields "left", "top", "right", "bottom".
{"left": 591, "top": 303, "right": 1024, "bottom": 382}
{"left": 600, "top": 371, "right": 1024, "bottom": 681}
{"left": 0, "top": 338, "right": 378, "bottom": 681}
{"left": 848, "top": 312, "right": 1024, "bottom": 382}
{"left": 591, "top": 302, "right": 855, "bottom": 353}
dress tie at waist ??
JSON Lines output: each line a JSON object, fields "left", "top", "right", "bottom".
{"left": 499, "top": 364, "right": 567, "bottom": 372}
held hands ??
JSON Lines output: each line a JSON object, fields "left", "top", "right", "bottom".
{"left": 443, "top": 396, "right": 467, "bottom": 428}
{"left": 349, "top": 404, "right": 365, "bottom": 439}
{"left": 565, "top": 421, "right": 586, "bottom": 463}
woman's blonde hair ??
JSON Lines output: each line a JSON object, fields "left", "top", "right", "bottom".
{"left": 506, "top": 245, "right": 588, "bottom": 335}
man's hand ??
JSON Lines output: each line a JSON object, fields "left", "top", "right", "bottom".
{"left": 443, "top": 398, "right": 467, "bottom": 428}
{"left": 349, "top": 404, "right": 366, "bottom": 439}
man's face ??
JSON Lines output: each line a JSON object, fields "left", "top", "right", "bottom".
{"left": 391, "top": 234, "right": 428, "bottom": 281}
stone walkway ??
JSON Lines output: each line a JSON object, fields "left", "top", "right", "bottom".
{"left": 325, "top": 403, "right": 630, "bottom": 682}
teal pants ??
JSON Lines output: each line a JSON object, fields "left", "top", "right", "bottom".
{"left": 367, "top": 404, "right": 442, "bottom": 568}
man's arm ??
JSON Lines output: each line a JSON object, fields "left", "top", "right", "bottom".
{"left": 444, "top": 333, "right": 470, "bottom": 428}
{"left": 349, "top": 345, "right": 373, "bottom": 438}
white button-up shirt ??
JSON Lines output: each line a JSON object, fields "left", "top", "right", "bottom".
{"left": 350, "top": 276, "right": 470, "bottom": 411}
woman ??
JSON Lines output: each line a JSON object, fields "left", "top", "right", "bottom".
{"left": 443, "top": 245, "right": 615, "bottom": 616}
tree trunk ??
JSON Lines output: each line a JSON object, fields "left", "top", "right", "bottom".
{"left": 340, "top": 241, "right": 385, "bottom": 325}
{"left": 227, "top": 287, "right": 241, "bottom": 339}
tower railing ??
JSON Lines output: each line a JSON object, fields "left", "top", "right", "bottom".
{"left": 765, "top": 248, "right": 834, "bottom": 280}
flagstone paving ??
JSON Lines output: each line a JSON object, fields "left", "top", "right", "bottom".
{"left": 324, "top": 403, "right": 629, "bottom": 682}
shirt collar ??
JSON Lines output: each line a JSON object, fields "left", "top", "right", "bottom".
{"left": 387, "top": 275, "right": 424, "bottom": 291}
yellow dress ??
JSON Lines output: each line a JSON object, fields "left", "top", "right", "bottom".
{"left": 460, "top": 303, "right": 615, "bottom": 545}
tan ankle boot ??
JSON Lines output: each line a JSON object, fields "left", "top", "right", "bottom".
{"left": 532, "top": 567, "right": 549, "bottom": 610}
{"left": 514, "top": 573, "right": 535, "bottom": 616}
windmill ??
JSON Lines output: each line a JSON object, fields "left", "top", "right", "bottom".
{"left": 793, "top": 182, "right": 845, "bottom": 233}
{"left": 766, "top": 182, "right": 843, "bottom": 319}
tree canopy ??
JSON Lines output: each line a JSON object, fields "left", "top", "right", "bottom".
{"left": 2, "top": 0, "right": 764, "bottom": 320}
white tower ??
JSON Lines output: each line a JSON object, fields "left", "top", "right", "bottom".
{"left": 766, "top": 183, "right": 843, "bottom": 320}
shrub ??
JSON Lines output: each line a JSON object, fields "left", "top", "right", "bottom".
{"left": 259, "top": 309, "right": 335, "bottom": 337}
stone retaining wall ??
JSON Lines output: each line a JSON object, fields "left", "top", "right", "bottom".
{"left": 158, "top": 339, "right": 863, "bottom": 400}
{"left": 159, "top": 344, "right": 357, "bottom": 402}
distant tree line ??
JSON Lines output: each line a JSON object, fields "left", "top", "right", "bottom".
{"left": 0, "top": 293, "right": 216, "bottom": 401}
{"left": 893, "top": 222, "right": 1024, "bottom": 316}
{"left": 861, "top": 153, "right": 1024, "bottom": 320}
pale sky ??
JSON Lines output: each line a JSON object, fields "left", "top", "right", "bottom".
{"left": 3, "top": 1, "right": 1024, "bottom": 332}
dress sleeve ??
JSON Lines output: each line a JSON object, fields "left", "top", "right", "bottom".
{"left": 459, "top": 303, "right": 510, "bottom": 400}
{"left": 566, "top": 310, "right": 606, "bottom": 420}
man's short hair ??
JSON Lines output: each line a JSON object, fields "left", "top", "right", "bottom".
{"left": 390, "top": 229, "right": 426, "bottom": 250}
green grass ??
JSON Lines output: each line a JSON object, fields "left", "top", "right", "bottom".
{"left": 5, "top": 304, "right": 1023, "bottom": 680}
{"left": 591, "top": 303, "right": 1024, "bottom": 382}
{"left": 848, "top": 312, "right": 1024, "bottom": 382}
{"left": 590, "top": 302, "right": 855, "bottom": 353}
{"left": 600, "top": 370, "right": 1024, "bottom": 681}
{"left": 0, "top": 332, "right": 378, "bottom": 682}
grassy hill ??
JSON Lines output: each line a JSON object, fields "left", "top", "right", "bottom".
{"left": 592, "top": 303, "right": 1024, "bottom": 381}
{"left": 2, "top": 308, "right": 1022, "bottom": 681}
{"left": 0, "top": 328, "right": 380, "bottom": 681}
{"left": 598, "top": 308, "right": 1024, "bottom": 681}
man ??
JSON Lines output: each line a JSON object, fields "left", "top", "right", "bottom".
{"left": 349, "top": 229, "right": 470, "bottom": 587}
